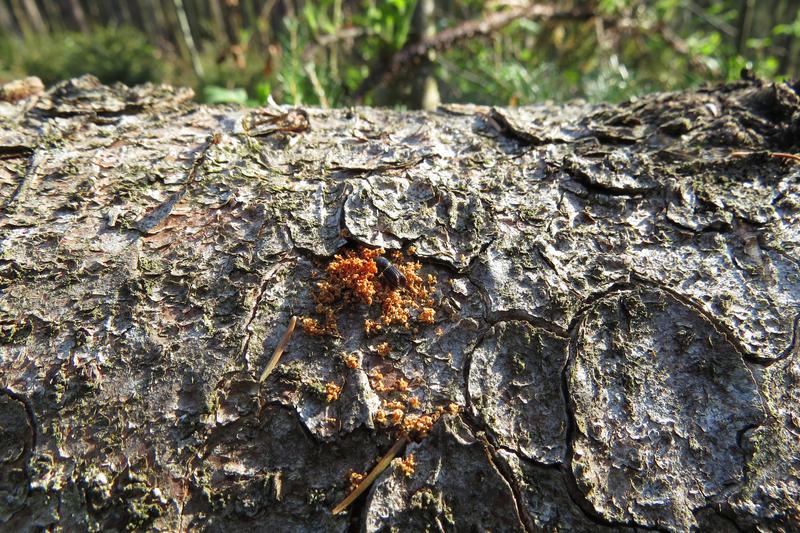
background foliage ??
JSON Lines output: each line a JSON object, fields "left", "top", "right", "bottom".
{"left": 0, "top": 0, "right": 797, "bottom": 107}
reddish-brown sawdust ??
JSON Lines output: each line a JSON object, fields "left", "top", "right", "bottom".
{"left": 298, "top": 247, "right": 461, "bottom": 508}
{"left": 302, "top": 247, "right": 436, "bottom": 336}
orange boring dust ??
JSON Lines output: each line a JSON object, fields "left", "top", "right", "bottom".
{"left": 343, "top": 354, "right": 360, "bottom": 369}
{"left": 394, "top": 377, "right": 410, "bottom": 393}
{"left": 375, "top": 342, "right": 391, "bottom": 357}
{"left": 301, "top": 246, "right": 437, "bottom": 336}
{"left": 398, "top": 454, "right": 416, "bottom": 477}
{"left": 298, "top": 246, "right": 463, "bottom": 516}
{"left": 325, "top": 382, "right": 342, "bottom": 402}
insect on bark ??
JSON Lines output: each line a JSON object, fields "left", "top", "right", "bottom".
{"left": 375, "top": 257, "right": 407, "bottom": 289}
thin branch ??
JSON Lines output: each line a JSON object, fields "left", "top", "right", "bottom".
{"left": 353, "top": 2, "right": 595, "bottom": 102}
{"left": 655, "top": 23, "right": 715, "bottom": 75}
{"left": 686, "top": 1, "right": 736, "bottom": 36}
{"left": 612, "top": 14, "right": 717, "bottom": 76}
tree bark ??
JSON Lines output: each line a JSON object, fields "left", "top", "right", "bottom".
{"left": 1, "top": 75, "right": 799, "bottom": 532}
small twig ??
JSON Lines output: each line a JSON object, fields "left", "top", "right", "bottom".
{"left": 654, "top": 23, "right": 714, "bottom": 75}
{"left": 731, "top": 150, "right": 800, "bottom": 162}
{"left": 259, "top": 315, "right": 298, "bottom": 383}
{"left": 609, "top": 15, "right": 716, "bottom": 77}
{"left": 331, "top": 436, "right": 408, "bottom": 515}
{"left": 301, "top": 27, "right": 370, "bottom": 62}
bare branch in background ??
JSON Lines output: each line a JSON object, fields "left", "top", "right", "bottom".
{"left": 353, "top": 2, "right": 596, "bottom": 103}
{"left": 655, "top": 23, "right": 717, "bottom": 76}
{"left": 610, "top": 9, "right": 718, "bottom": 77}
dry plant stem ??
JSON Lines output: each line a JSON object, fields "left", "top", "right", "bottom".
{"left": 331, "top": 436, "right": 408, "bottom": 515}
{"left": 304, "top": 62, "right": 330, "bottom": 108}
{"left": 259, "top": 315, "right": 298, "bottom": 383}
{"left": 731, "top": 150, "right": 800, "bottom": 162}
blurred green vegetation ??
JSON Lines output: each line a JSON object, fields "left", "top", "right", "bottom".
{"left": 1, "top": 26, "right": 165, "bottom": 87}
{"left": 0, "top": 0, "right": 797, "bottom": 108}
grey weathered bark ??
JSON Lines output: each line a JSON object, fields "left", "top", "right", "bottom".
{"left": 1, "top": 75, "right": 799, "bottom": 532}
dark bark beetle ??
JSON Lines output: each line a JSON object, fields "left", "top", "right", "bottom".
{"left": 376, "top": 257, "right": 407, "bottom": 288}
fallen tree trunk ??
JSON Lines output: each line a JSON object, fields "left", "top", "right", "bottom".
{"left": 1, "top": 75, "right": 799, "bottom": 532}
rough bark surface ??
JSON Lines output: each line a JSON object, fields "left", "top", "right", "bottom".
{"left": 1, "top": 75, "right": 799, "bottom": 532}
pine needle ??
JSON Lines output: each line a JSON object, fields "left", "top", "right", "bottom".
{"left": 259, "top": 315, "right": 297, "bottom": 383}
{"left": 331, "top": 436, "right": 408, "bottom": 515}
{"left": 769, "top": 152, "right": 800, "bottom": 162}
{"left": 731, "top": 150, "right": 800, "bottom": 162}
